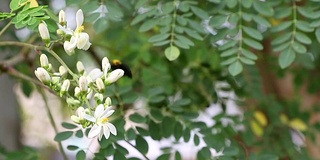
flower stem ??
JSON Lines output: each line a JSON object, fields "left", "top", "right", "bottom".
{"left": 37, "top": 87, "right": 69, "bottom": 160}
{"left": 0, "top": 41, "right": 77, "bottom": 78}
{"left": 0, "top": 21, "right": 12, "bottom": 37}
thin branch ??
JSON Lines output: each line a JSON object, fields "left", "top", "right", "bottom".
{"left": 123, "top": 140, "right": 150, "bottom": 160}
{"left": 0, "top": 21, "right": 12, "bottom": 37}
{"left": 0, "top": 41, "right": 77, "bottom": 78}
{"left": 37, "top": 87, "right": 69, "bottom": 160}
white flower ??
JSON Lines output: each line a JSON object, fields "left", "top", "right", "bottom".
{"left": 71, "top": 107, "right": 85, "bottom": 124}
{"left": 105, "top": 69, "right": 124, "bottom": 84}
{"left": 61, "top": 79, "right": 70, "bottom": 92}
{"left": 63, "top": 9, "right": 92, "bottom": 55}
{"left": 59, "top": 10, "right": 66, "bottom": 26}
{"left": 35, "top": 67, "right": 51, "bottom": 83}
{"left": 59, "top": 66, "right": 67, "bottom": 76}
{"left": 40, "top": 54, "right": 49, "bottom": 67}
{"left": 74, "top": 87, "right": 81, "bottom": 97}
{"left": 38, "top": 22, "right": 50, "bottom": 41}
{"left": 102, "top": 57, "right": 111, "bottom": 72}
{"left": 96, "top": 78, "right": 105, "bottom": 91}
{"left": 210, "top": 148, "right": 224, "bottom": 159}
{"left": 104, "top": 97, "right": 112, "bottom": 106}
{"left": 79, "top": 76, "right": 88, "bottom": 92}
{"left": 76, "top": 61, "right": 85, "bottom": 74}
{"left": 86, "top": 68, "right": 103, "bottom": 83}
{"left": 83, "top": 104, "right": 117, "bottom": 140}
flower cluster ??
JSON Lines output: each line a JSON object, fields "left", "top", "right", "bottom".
{"left": 38, "top": 9, "right": 91, "bottom": 55}
{"left": 36, "top": 9, "right": 124, "bottom": 140}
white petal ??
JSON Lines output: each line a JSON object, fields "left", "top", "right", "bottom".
{"left": 107, "top": 123, "right": 117, "bottom": 135}
{"left": 76, "top": 9, "right": 84, "bottom": 29}
{"left": 87, "top": 68, "right": 103, "bottom": 81}
{"left": 88, "top": 125, "right": 101, "bottom": 138}
{"left": 83, "top": 114, "right": 96, "bottom": 122}
{"left": 77, "top": 33, "right": 90, "bottom": 49}
{"left": 103, "top": 125, "right": 111, "bottom": 139}
{"left": 94, "top": 104, "right": 105, "bottom": 118}
{"left": 105, "top": 69, "right": 124, "bottom": 83}
{"left": 102, "top": 110, "right": 115, "bottom": 118}
{"left": 98, "top": 129, "right": 104, "bottom": 141}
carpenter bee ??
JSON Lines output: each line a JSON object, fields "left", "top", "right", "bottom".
{"left": 111, "top": 59, "right": 132, "bottom": 78}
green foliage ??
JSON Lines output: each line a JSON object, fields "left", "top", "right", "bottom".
{"left": 2, "top": 0, "right": 320, "bottom": 159}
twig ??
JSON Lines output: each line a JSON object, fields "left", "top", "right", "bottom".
{"left": 37, "top": 87, "right": 69, "bottom": 160}
{"left": 123, "top": 140, "right": 150, "bottom": 160}
{"left": 0, "top": 21, "right": 12, "bottom": 37}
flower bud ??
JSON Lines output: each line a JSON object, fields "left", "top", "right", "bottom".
{"left": 96, "top": 78, "right": 105, "bottom": 92}
{"left": 79, "top": 76, "right": 88, "bottom": 92}
{"left": 35, "top": 67, "right": 51, "bottom": 84}
{"left": 105, "top": 69, "right": 124, "bottom": 84}
{"left": 87, "top": 88, "right": 93, "bottom": 99}
{"left": 59, "top": 66, "right": 67, "bottom": 77}
{"left": 51, "top": 76, "right": 60, "bottom": 84}
{"left": 94, "top": 93, "right": 104, "bottom": 103}
{"left": 77, "top": 32, "right": 91, "bottom": 50}
{"left": 67, "top": 98, "right": 80, "bottom": 107}
{"left": 59, "top": 10, "right": 66, "bottom": 26}
{"left": 76, "top": 61, "right": 85, "bottom": 74}
{"left": 102, "top": 57, "right": 111, "bottom": 72}
{"left": 74, "top": 87, "right": 81, "bottom": 97}
{"left": 40, "top": 54, "right": 49, "bottom": 68}
{"left": 104, "top": 97, "right": 112, "bottom": 107}
{"left": 61, "top": 79, "right": 70, "bottom": 92}
{"left": 38, "top": 22, "right": 50, "bottom": 45}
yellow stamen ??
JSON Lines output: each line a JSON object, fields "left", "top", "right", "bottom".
{"left": 98, "top": 117, "right": 109, "bottom": 124}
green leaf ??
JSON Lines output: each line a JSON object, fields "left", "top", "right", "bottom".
{"left": 75, "top": 129, "right": 83, "bottom": 138}
{"left": 271, "top": 21, "right": 292, "bottom": 32}
{"left": 150, "top": 109, "right": 164, "bottom": 121}
{"left": 157, "top": 153, "right": 170, "bottom": 160}
{"left": 153, "top": 40, "right": 170, "bottom": 46}
{"left": 126, "top": 128, "right": 137, "bottom": 140}
{"left": 129, "top": 113, "right": 146, "bottom": 123}
{"left": 197, "top": 147, "right": 211, "bottom": 159}
{"left": 175, "top": 151, "right": 182, "bottom": 160}
{"left": 115, "top": 143, "right": 129, "bottom": 155}
{"left": 271, "top": 32, "right": 292, "bottom": 46}
{"left": 242, "top": 0, "right": 252, "bottom": 8}
{"left": 139, "top": 19, "right": 158, "bottom": 32}
{"left": 54, "top": 131, "right": 73, "bottom": 142}
{"left": 226, "top": 0, "right": 238, "bottom": 8}
{"left": 296, "top": 21, "right": 314, "bottom": 32}
{"left": 177, "top": 16, "right": 188, "bottom": 26}
{"left": 241, "top": 49, "right": 258, "bottom": 60}
{"left": 297, "top": 7, "right": 320, "bottom": 19}
{"left": 228, "top": 60, "right": 243, "bottom": 76}
{"left": 149, "top": 120, "right": 161, "bottom": 140}
{"left": 240, "top": 57, "right": 255, "bottom": 65}
{"left": 279, "top": 48, "right": 296, "bottom": 69}
{"left": 176, "top": 35, "right": 194, "bottom": 46}
{"left": 292, "top": 42, "right": 307, "bottom": 54}
{"left": 161, "top": 117, "right": 175, "bottom": 138}
{"left": 221, "top": 57, "right": 237, "bottom": 66}
{"left": 253, "top": 1, "right": 274, "bottom": 16}
{"left": 253, "top": 16, "right": 271, "bottom": 27}
{"left": 136, "top": 136, "right": 149, "bottom": 154}
{"left": 162, "top": 2, "right": 175, "bottom": 14}
{"left": 62, "top": 122, "right": 78, "bottom": 129}
{"left": 165, "top": 45, "right": 180, "bottom": 61}
{"left": 67, "top": 145, "right": 79, "bottom": 151}
{"left": 219, "top": 40, "right": 237, "bottom": 51}
{"left": 76, "top": 150, "right": 86, "bottom": 160}
{"left": 316, "top": 28, "right": 320, "bottom": 43}
{"left": 243, "top": 38, "right": 263, "bottom": 50}
{"left": 114, "top": 150, "right": 127, "bottom": 160}
{"left": 174, "top": 122, "right": 183, "bottom": 141}
{"left": 243, "top": 26, "right": 263, "bottom": 40}
{"left": 136, "top": 127, "right": 149, "bottom": 136}
{"left": 194, "top": 134, "right": 200, "bottom": 146}
{"left": 274, "top": 7, "right": 291, "bottom": 19}
{"left": 190, "top": 6, "right": 209, "bottom": 19}
{"left": 185, "top": 28, "right": 203, "bottom": 40}
{"left": 273, "top": 41, "right": 290, "bottom": 52}
{"left": 221, "top": 48, "right": 238, "bottom": 57}
{"left": 183, "top": 127, "right": 191, "bottom": 142}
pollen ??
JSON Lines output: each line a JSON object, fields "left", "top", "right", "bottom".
{"left": 78, "top": 25, "right": 85, "bottom": 32}
{"left": 101, "top": 117, "right": 109, "bottom": 123}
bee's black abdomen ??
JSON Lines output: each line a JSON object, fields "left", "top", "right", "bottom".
{"left": 111, "top": 60, "right": 132, "bottom": 78}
